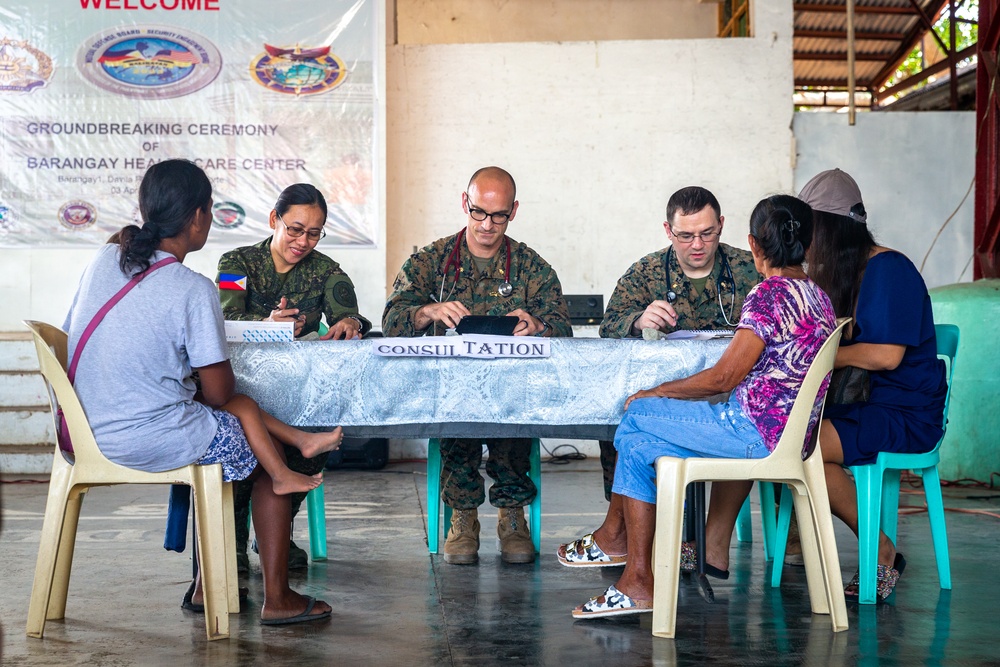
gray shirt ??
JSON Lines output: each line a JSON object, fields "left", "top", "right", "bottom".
{"left": 64, "top": 244, "right": 228, "bottom": 472}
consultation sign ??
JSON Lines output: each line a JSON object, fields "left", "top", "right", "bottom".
{"left": 373, "top": 336, "right": 551, "bottom": 359}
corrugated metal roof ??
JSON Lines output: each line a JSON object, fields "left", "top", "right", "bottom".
{"left": 793, "top": 0, "right": 948, "bottom": 91}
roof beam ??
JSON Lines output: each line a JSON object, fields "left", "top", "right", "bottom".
{"left": 793, "top": 3, "right": 918, "bottom": 14}
{"left": 873, "top": 43, "right": 977, "bottom": 100}
{"left": 794, "top": 51, "right": 894, "bottom": 60}
{"left": 795, "top": 78, "right": 875, "bottom": 87}
{"left": 796, "top": 29, "right": 908, "bottom": 40}
{"left": 869, "top": 0, "right": 951, "bottom": 89}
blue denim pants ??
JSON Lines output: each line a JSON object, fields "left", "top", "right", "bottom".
{"left": 611, "top": 397, "right": 769, "bottom": 504}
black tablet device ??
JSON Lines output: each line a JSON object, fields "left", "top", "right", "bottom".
{"left": 455, "top": 315, "right": 521, "bottom": 336}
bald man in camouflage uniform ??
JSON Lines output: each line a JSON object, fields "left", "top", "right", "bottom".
{"left": 383, "top": 166, "right": 571, "bottom": 565}
{"left": 218, "top": 235, "right": 371, "bottom": 573}
{"left": 597, "top": 186, "right": 760, "bottom": 501}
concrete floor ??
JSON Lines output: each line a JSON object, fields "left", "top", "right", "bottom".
{"left": 1, "top": 459, "right": 998, "bottom": 666}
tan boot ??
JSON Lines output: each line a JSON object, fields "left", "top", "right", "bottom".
{"left": 498, "top": 507, "right": 535, "bottom": 564}
{"left": 443, "top": 508, "right": 480, "bottom": 564}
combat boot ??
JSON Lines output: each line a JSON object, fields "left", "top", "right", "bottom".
{"left": 498, "top": 507, "right": 535, "bottom": 564}
{"left": 443, "top": 508, "right": 480, "bottom": 564}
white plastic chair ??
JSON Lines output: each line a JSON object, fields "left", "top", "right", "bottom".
{"left": 651, "top": 319, "right": 850, "bottom": 638}
{"left": 23, "top": 321, "right": 239, "bottom": 641}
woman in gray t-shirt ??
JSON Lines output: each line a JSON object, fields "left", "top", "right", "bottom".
{"left": 65, "top": 159, "right": 335, "bottom": 626}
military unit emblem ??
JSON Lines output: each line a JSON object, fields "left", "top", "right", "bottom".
{"left": 0, "top": 203, "right": 14, "bottom": 233}
{"left": 77, "top": 26, "right": 221, "bottom": 99}
{"left": 212, "top": 201, "right": 246, "bottom": 229}
{"left": 58, "top": 201, "right": 98, "bottom": 230}
{"left": 0, "top": 38, "right": 54, "bottom": 93}
{"left": 249, "top": 43, "right": 347, "bottom": 96}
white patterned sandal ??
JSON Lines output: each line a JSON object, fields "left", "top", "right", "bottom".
{"left": 556, "top": 533, "right": 627, "bottom": 567}
{"left": 572, "top": 585, "right": 653, "bottom": 619}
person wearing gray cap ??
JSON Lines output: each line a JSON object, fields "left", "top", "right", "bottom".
{"left": 798, "top": 168, "right": 948, "bottom": 602}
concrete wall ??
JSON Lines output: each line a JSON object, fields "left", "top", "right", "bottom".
{"left": 385, "top": 0, "right": 795, "bottom": 304}
{"left": 792, "top": 111, "right": 976, "bottom": 290}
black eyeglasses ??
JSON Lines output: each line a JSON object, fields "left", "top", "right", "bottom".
{"left": 277, "top": 213, "right": 326, "bottom": 241}
{"left": 670, "top": 228, "right": 720, "bottom": 244}
{"left": 465, "top": 193, "right": 512, "bottom": 225}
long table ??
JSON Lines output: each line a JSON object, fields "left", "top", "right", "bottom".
{"left": 230, "top": 337, "right": 729, "bottom": 440}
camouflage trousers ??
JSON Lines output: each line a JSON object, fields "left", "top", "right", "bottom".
{"left": 441, "top": 437, "right": 537, "bottom": 510}
{"left": 599, "top": 439, "right": 617, "bottom": 502}
{"left": 232, "top": 445, "right": 327, "bottom": 553}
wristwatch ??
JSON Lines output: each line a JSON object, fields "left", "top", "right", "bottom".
{"left": 535, "top": 319, "right": 551, "bottom": 337}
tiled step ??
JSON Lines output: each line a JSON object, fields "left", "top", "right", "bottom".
{"left": 0, "top": 333, "right": 39, "bottom": 372}
{"left": 0, "top": 372, "right": 49, "bottom": 408}
{"left": 0, "top": 408, "right": 55, "bottom": 445}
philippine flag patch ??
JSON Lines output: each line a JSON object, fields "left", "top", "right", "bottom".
{"left": 218, "top": 273, "right": 248, "bottom": 291}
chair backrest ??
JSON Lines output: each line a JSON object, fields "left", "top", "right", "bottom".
{"left": 23, "top": 320, "right": 102, "bottom": 465}
{"left": 934, "top": 323, "right": 959, "bottom": 430}
{"left": 765, "top": 318, "right": 849, "bottom": 464}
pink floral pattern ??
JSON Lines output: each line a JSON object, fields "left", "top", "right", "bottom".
{"left": 732, "top": 277, "right": 836, "bottom": 453}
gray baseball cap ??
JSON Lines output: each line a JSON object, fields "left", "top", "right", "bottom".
{"left": 798, "top": 168, "right": 867, "bottom": 222}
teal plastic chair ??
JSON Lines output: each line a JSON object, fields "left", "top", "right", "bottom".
{"left": 771, "top": 323, "right": 959, "bottom": 602}
{"left": 735, "top": 481, "right": 779, "bottom": 560}
{"left": 305, "top": 484, "right": 327, "bottom": 560}
{"left": 427, "top": 438, "right": 542, "bottom": 554}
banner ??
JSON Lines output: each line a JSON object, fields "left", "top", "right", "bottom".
{"left": 0, "top": 0, "right": 378, "bottom": 248}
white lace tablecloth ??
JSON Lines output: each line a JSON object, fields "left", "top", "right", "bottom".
{"left": 230, "top": 338, "right": 728, "bottom": 439}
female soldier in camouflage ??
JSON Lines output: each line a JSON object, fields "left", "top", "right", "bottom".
{"left": 217, "top": 183, "right": 370, "bottom": 573}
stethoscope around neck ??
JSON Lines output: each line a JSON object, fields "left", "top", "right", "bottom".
{"left": 664, "top": 245, "right": 738, "bottom": 327}
{"left": 439, "top": 228, "right": 513, "bottom": 303}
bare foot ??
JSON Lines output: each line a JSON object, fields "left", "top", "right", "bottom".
{"left": 270, "top": 470, "right": 323, "bottom": 495}
{"left": 296, "top": 426, "right": 343, "bottom": 458}
{"left": 261, "top": 591, "right": 332, "bottom": 623}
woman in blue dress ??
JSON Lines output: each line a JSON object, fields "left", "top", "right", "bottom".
{"left": 800, "top": 168, "right": 947, "bottom": 601}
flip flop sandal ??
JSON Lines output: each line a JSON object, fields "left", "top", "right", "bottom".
{"left": 572, "top": 585, "right": 653, "bottom": 619}
{"left": 679, "top": 541, "right": 730, "bottom": 580}
{"left": 557, "top": 533, "right": 627, "bottom": 567}
{"left": 844, "top": 553, "right": 906, "bottom": 602}
{"left": 260, "top": 596, "right": 332, "bottom": 626}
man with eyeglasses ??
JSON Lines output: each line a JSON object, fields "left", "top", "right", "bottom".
{"left": 383, "top": 166, "right": 571, "bottom": 565}
{"left": 590, "top": 186, "right": 760, "bottom": 506}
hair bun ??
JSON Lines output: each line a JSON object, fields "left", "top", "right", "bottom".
{"left": 781, "top": 217, "right": 801, "bottom": 246}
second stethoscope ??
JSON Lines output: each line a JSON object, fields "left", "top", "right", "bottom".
{"left": 439, "top": 229, "right": 513, "bottom": 303}
{"left": 664, "top": 245, "right": 738, "bottom": 327}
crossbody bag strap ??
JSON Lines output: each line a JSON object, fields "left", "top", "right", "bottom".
{"left": 67, "top": 256, "right": 179, "bottom": 383}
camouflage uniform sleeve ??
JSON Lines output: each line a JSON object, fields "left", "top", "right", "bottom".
{"left": 216, "top": 250, "right": 257, "bottom": 321}
{"left": 382, "top": 251, "right": 438, "bottom": 337}
{"left": 323, "top": 272, "right": 372, "bottom": 336}
{"left": 599, "top": 254, "right": 659, "bottom": 339}
{"left": 523, "top": 250, "right": 572, "bottom": 338}
{"left": 726, "top": 245, "right": 763, "bottom": 313}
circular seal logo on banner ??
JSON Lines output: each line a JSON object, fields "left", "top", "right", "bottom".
{"left": 249, "top": 44, "right": 347, "bottom": 96}
{"left": 77, "top": 26, "right": 221, "bottom": 99}
{"left": 0, "top": 38, "right": 54, "bottom": 93}
{"left": 0, "top": 203, "right": 15, "bottom": 233}
{"left": 58, "top": 201, "right": 98, "bottom": 230}
{"left": 212, "top": 201, "right": 246, "bottom": 229}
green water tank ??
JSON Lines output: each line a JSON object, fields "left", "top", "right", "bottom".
{"left": 930, "top": 280, "right": 1000, "bottom": 483}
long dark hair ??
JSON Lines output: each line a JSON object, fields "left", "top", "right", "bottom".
{"left": 806, "top": 209, "right": 877, "bottom": 318}
{"left": 118, "top": 159, "right": 212, "bottom": 275}
{"left": 749, "top": 194, "right": 813, "bottom": 268}
{"left": 274, "top": 183, "right": 327, "bottom": 219}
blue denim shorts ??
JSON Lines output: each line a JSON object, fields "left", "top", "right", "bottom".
{"left": 611, "top": 397, "right": 768, "bottom": 504}
{"left": 195, "top": 409, "right": 257, "bottom": 482}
